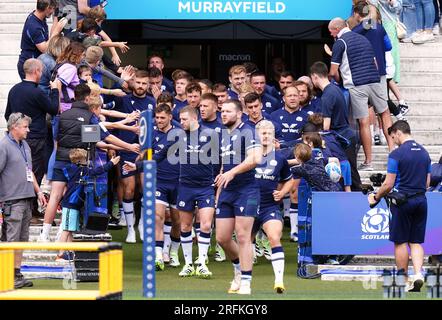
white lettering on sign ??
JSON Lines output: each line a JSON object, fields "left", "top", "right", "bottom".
{"left": 178, "top": 1, "right": 286, "bottom": 14}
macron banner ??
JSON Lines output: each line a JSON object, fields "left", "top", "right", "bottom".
{"left": 106, "top": 0, "right": 352, "bottom": 21}
{"left": 312, "top": 192, "right": 442, "bottom": 255}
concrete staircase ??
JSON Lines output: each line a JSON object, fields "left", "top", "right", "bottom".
{"left": 0, "top": 0, "right": 43, "bottom": 131}
{"left": 358, "top": 37, "right": 442, "bottom": 184}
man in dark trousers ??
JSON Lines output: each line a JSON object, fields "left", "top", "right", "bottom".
{"left": 368, "top": 121, "right": 431, "bottom": 293}
{"left": 6, "top": 58, "right": 59, "bottom": 192}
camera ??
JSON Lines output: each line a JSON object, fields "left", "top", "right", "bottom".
{"left": 361, "top": 184, "right": 374, "bottom": 195}
{"left": 370, "top": 173, "right": 386, "bottom": 187}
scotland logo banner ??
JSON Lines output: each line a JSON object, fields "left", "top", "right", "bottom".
{"left": 312, "top": 192, "right": 442, "bottom": 255}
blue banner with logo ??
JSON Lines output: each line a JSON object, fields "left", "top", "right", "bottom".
{"left": 312, "top": 192, "right": 442, "bottom": 255}
{"left": 106, "top": 0, "right": 352, "bottom": 21}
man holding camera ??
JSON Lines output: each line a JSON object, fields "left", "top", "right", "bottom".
{"left": 368, "top": 121, "right": 431, "bottom": 292}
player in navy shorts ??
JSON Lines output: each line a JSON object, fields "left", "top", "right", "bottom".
{"left": 176, "top": 106, "right": 218, "bottom": 279}
{"left": 253, "top": 120, "right": 293, "bottom": 294}
{"left": 215, "top": 99, "right": 263, "bottom": 295}
{"left": 369, "top": 121, "right": 431, "bottom": 293}
{"left": 114, "top": 70, "right": 155, "bottom": 244}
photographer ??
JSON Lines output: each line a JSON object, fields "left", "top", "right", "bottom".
{"left": 368, "top": 120, "right": 431, "bottom": 293}
{"left": 0, "top": 113, "right": 47, "bottom": 289}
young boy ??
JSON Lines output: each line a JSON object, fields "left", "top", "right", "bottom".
{"left": 56, "top": 148, "right": 120, "bottom": 261}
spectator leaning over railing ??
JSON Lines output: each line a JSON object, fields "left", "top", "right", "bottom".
{"left": 0, "top": 113, "right": 47, "bottom": 289}
{"left": 17, "top": 0, "right": 66, "bottom": 79}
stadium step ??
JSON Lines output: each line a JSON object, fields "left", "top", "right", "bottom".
{"left": 401, "top": 58, "right": 442, "bottom": 73}
{"left": 404, "top": 101, "right": 442, "bottom": 116}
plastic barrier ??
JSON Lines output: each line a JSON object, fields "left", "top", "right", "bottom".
{"left": 0, "top": 242, "right": 123, "bottom": 300}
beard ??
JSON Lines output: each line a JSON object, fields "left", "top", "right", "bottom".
{"left": 134, "top": 88, "right": 147, "bottom": 97}
{"left": 223, "top": 118, "right": 237, "bottom": 128}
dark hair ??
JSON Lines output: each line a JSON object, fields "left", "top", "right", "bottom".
{"left": 223, "top": 99, "right": 242, "bottom": 112}
{"left": 135, "top": 69, "right": 149, "bottom": 79}
{"left": 77, "top": 65, "right": 92, "bottom": 76}
{"left": 388, "top": 120, "right": 411, "bottom": 135}
{"left": 244, "top": 92, "right": 261, "bottom": 105}
{"left": 243, "top": 62, "right": 259, "bottom": 74}
{"left": 310, "top": 61, "right": 329, "bottom": 78}
{"left": 293, "top": 80, "right": 312, "bottom": 98}
{"left": 200, "top": 93, "right": 218, "bottom": 105}
{"left": 157, "top": 91, "right": 174, "bottom": 105}
{"left": 308, "top": 113, "right": 324, "bottom": 130}
{"left": 280, "top": 71, "right": 295, "bottom": 79}
{"left": 74, "top": 83, "right": 91, "bottom": 101}
{"left": 37, "top": 0, "right": 57, "bottom": 11}
{"left": 303, "top": 132, "right": 323, "bottom": 148}
{"left": 353, "top": 2, "right": 370, "bottom": 18}
{"left": 250, "top": 71, "right": 266, "bottom": 80}
{"left": 185, "top": 82, "right": 202, "bottom": 94}
{"left": 155, "top": 103, "right": 172, "bottom": 115}
{"left": 148, "top": 66, "right": 162, "bottom": 78}
{"left": 302, "top": 122, "right": 320, "bottom": 134}
{"left": 80, "top": 18, "right": 98, "bottom": 33}
{"left": 212, "top": 83, "right": 227, "bottom": 93}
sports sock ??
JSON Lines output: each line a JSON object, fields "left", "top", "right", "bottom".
{"left": 289, "top": 203, "right": 298, "bottom": 236}
{"left": 180, "top": 231, "right": 193, "bottom": 265}
{"left": 163, "top": 222, "right": 172, "bottom": 255}
{"left": 232, "top": 258, "right": 240, "bottom": 273}
{"left": 155, "top": 241, "right": 164, "bottom": 260}
{"left": 198, "top": 231, "right": 211, "bottom": 264}
{"left": 122, "top": 199, "right": 135, "bottom": 229}
{"left": 193, "top": 222, "right": 201, "bottom": 238}
{"left": 118, "top": 204, "right": 124, "bottom": 219}
{"left": 240, "top": 270, "right": 252, "bottom": 286}
{"left": 283, "top": 196, "right": 291, "bottom": 218}
{"left": 170, "top": 236, "right": 181, "bottom": 255}
{"left": 271, "top": 246, "right": 285, "bottom": 284}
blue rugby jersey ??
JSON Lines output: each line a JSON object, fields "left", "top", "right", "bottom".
{"left": 255, "top": 150, "right": 292, "bottom": 208}
{"left": 179, "top": 125, "right": 218, "bottom": 187}
{"left": 261, "top": 93, "right": 283, "bottom": 114}
{"left": 220, "top": 122, "right": 261, "bottom": 191}
{"left": 172, "top": 97, "right": 188, "bottom": 122}
{"left": 387, "top": 140, "right": 431, "bottom": 194}
{"left": 153, "top": 125, "right": 180, "bottom": 183}
{"left": 271, "top": 108, "right": 309, "bottom": 144}
{"left": 114, "top": 94, "right": 156, "bottom": 151}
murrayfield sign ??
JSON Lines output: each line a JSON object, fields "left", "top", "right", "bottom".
{"left": 106, "top": 0, "right": 352, "bottom": 21}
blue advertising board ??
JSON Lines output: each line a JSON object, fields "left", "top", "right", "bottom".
{"left": 106, "top": 0, "right": 352, "bottom": 21}
{"left": 312, "top": 192, "right": 442, "bottom": 255}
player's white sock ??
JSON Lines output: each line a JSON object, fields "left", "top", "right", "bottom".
{"left": 122, "top": 199, "right": 135, "bottom": 229}
{"left": 289, "top": 203, "right": 298, "bottom": 236}
{"left": 163, "top": 222, "right": 172, "bottom": 255}
{"left": 283, "top": 196, "right": 291, "bottom": 218}
{"left": 271, "top": 246, "right": 285, "bottom": 284}
{"left": 198, "top": 231, "right": 211, "bottom": 264}
{"left": 240, "top": 270, "right": 252, "bottom": 286}
{"left": 155, "top": 241, "right": 164, "bottom": 260}
{"left": 170, "top": 236, "right": 181, "bottom": 255}
{"left": 180, "top": 231, "right": 193, "bottom": 265}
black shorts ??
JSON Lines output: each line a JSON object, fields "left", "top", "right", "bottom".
{"left": 51, "top": 161, "right": 70, "bottom": 182}
{"left": 389, "top": 195, "right": 428, "bottom": 244}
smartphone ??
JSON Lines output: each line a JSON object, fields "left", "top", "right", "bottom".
{"left": 101, "top": 0, "right": 108, "bottom": 7}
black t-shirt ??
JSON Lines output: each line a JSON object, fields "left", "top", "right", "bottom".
{"left": 19, "top": 12, "right": 48, "bottom": 63}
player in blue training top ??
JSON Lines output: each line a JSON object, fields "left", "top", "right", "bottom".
{"left": 114, "top": 70, "right": 155, "bottom": 244}
{"left": 175, "top": 106, "right": 218, "bottom": 279}
{"left": 250, "top": 72, "right": 283, "bottom": 114}
{"left": 271, "top": 85, "right": 309, "bottom": 148}
{"left": 227, "top": 65, "right": 247, "bottom": 100}
{"left": 369, "top": 121, "right": 431, "bottom": 293}
{"left": 199, "top": 93, "right": 223, "bottom": 133}
{"left": 152, "top": 104, "right": 181, "bottom": 271}
{"left": 215, "top": 99, "right": 263, "bottom": 295}
{"left": 172, "top": 71, "right": 192, "bottom": 122}
{"left": 253, "top": 120, "right": 294, "bottom": 294}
